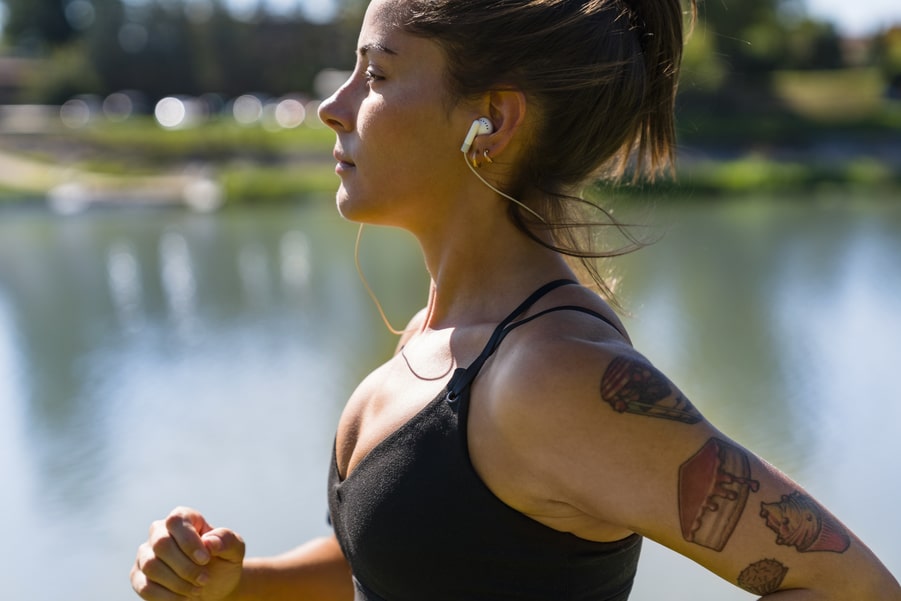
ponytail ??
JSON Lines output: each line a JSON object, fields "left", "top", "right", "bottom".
{"left": 400, "top": 0, "right": 696, "bottom": 305}
{"left": 626, "top": 0, "right": 695, "bottom": 180}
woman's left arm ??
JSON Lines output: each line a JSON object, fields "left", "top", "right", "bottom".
{"left": 484, "top": 339, "right": 901, "bottom": 600}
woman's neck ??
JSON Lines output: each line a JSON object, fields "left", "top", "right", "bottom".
{"left": 414, "top": 222, "right": 577, "bottom": 330}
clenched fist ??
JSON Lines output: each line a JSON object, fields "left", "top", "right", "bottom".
{"left": 131, "top": 507, "right": 246, "bottom": 601}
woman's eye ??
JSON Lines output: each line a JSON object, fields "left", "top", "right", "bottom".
{"left": 364, "top": 69, "right": 384, "bottom": 83}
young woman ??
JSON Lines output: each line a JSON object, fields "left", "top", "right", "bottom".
{"left": 130, "top": 0, "right": 901, "bottom": 599}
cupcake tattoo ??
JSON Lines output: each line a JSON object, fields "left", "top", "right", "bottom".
{"left": 759, "top": 492, "right": 851, "bottom": 553}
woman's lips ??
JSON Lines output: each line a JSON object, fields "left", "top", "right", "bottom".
{"left": 334, "top": 151, "right": 355, "bottom": 173}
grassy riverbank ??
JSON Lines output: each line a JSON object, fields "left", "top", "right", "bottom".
{"left": 1, "top": 104, "right": 899, "bottom": 206}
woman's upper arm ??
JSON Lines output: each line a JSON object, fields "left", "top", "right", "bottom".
{"left": 495, "top": 342, "right": 900, "bottom": 599}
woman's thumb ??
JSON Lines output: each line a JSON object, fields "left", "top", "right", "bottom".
{"left": 202, "top": 528, "right": 246, "bottom": 563}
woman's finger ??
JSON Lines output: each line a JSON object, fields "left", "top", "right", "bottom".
{"left": 146, "top": 534, "right": 210, "bottom": 584}
{"left": 130, "top": 557, "right": 193, "bottom": 601}
{"left": 164, "top": 508, "right": 213, "bottom": 565}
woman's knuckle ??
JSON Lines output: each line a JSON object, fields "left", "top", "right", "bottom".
{"left": 136, "top": 543, "right": 154, "bottom": 568}
{"left": 135, "top": 582, "right": 152, "bottom": 598}
{"left": 149, "top": 535, "right": 171, "bottom": 555}
{"left": 164, "top": 512, "right": 185, "bottom": 530}
{"left": 142, "top": 555, "right": 163, "bottom": 576}
{"left": 130, "top": 570, "right": 152, "bottom": 598}
{"left": 148, "top": 518, "right": 165, "bottom": 536}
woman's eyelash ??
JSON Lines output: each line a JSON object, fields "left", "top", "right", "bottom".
{"left": 364, "top": 69, "right": 383, "bottom": 83}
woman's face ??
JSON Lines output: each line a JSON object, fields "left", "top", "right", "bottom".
{"left": 318, "top": 0, "right": 472, "bottom": 227}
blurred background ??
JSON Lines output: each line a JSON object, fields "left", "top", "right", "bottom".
{"left": 0, "top": 1, "right": 899, "bottom": 600}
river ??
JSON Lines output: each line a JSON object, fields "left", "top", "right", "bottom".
{"left": 1, "top": 195, "right": 899, "bottom": 599}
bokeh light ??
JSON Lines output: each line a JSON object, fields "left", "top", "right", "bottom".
{"left": 232, "top": 95, "right": 264, "bottom": 125}
{"left": 102, "top": 93, "right": 135, "bottom": 122}
{"left": 154, "top": 97, "right": 187, "bottom": 129}
{"left": 60, "top": 98, "right": 93, "bottom": 129}
{"left": 274, "top": 98, "right": 306, "bottom": 129}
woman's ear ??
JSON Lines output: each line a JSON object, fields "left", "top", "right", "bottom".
{"left": 484, "top": 89, "right": 528, "bottom": 159}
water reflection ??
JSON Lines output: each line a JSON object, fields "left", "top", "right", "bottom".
{"left": 769, "top": 210, "right": 901, "bottom": 511}
{"left": 279, "top": 230, "right": 312, "bottom": 291}
{"left": 0, "top": 199, "right": 898, "bottom": 600}
{"left": 160, "top": 230, "right": 199, "bottom": 336}
{"left": 106, "top": 241, "right": 145, "bottom": 332}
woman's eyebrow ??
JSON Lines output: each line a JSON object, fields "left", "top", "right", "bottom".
{"left": 358, "top": 42, "right": 398, "bottom": 57}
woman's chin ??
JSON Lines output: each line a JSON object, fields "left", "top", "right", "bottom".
{"left": 334, "top": 188, "right": 411, "bottom": 229}
{"left": 335, "top": 193, "right": 380, "bottom": 225}
{"left": 335, "top": 192, "right": 364, "bottom": 222}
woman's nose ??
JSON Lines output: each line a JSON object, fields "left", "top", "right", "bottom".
{"left": 318, "top": 76, "right": 355, "bottom": 132}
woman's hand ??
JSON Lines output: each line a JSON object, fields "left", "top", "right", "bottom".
{"left": 131, "top": 507, "right": 246, "bottom": 601}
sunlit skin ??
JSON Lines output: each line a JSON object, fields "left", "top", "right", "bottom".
{"left": 320, "top": 2, "right": 481, "bottom": 234}
{"left": 319, "top": 0, "right": 571, "bottom": 330}
{"left": 129, "top": 1, "right": 901, "bottom": 600}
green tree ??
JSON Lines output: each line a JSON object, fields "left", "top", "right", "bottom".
{"left": 873, "top": 26, "right": 901, "bottom": 98}
{"left": 3, "top": 0, "right": 78, "bottom": 51}
{"left": 334, "top": 0, "right": 367, "bottom": 20}
{"left": 86, "top": 0, "right": 200, "bottom": 98}
{"left": 699, "top": 0, "right": 791, "bottom": 74}
{"left": 783, "top": 19, "right": 843, "bottom": 70}
{"left": 680, "top": 0, "right": 827, "bottom": 114}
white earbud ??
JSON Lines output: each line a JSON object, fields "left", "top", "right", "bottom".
{"left": 460, "top": 117, "right": 494, "bottom": 153}
{"left": 459, "top": 117, "right": 547, "bottom": 224}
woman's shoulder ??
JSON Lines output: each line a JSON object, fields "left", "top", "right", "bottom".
{"left": 470, "top": 296, "right": 707, "bottom": 534}
{"left": 522, "top": 283, "right": 632, "bottom": 345}
{"left": 492, "top": 285, "right": 637, "bottom": 383}
{"left": 482, "top": 292, "right": 698, "bottom": 433}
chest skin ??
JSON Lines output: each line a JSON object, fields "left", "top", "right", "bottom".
{"left": 335, "top": 354, "right": 452, "bottom": 481}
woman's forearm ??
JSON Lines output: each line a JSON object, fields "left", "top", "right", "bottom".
{"left": 227, "top": 536, "right": 354, "bottom": 601}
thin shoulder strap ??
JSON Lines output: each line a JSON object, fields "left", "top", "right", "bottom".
{"left": 447, "top": 279, "right": 577, "bottom": 400}
{"left": 487, "top": 279, "right": 578, "bottom": 341}
{"left": 492, "top": 305, "right": 625, "bottom": 348}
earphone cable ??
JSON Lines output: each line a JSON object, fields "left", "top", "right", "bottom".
{"left": 354, "top": 223, "right": 407, "bottom": 336}
{"left": 464, "top": 152, "right": 548, "bottom": 224}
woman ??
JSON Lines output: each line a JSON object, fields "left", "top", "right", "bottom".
{"left": 130, "top": 0, "right": 901, "bottom": 599}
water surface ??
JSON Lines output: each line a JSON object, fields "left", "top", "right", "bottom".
{"left": 1, "top": 197, "right": 898, "bottom": 600}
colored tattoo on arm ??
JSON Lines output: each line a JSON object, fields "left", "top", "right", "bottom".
{"left": 678, "top": 438, "right": 760, "bottom": 551}
{"left": 600, "top": 356, "right": 702, "bottom": 424}
{"left": 759, "top": 492, "right": 851, "bottom": 553}
{"left": 738, "top": 558, "right": 789, "bottom": 595}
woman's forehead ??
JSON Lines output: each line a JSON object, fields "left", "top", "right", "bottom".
{"left": 362, "top": 0, "right": 408, "bottom": 31}
{"left": 358, "top": 0, "right": 446, "bottom": 66}
{"left": 358, "top": 0, "right": 405, "bottom": 49}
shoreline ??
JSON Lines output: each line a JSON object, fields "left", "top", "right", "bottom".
{"left": 1, "top": 116, "right": 899, "bottom": 207}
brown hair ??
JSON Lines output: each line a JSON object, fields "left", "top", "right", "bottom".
{"left": 399, "top": 0, "right": 694, "bottom": 303}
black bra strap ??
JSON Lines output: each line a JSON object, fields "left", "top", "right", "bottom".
{"left": 496, "top": 279, "right": 578, "bottom": 330}
{"left": 447, "top": 279, "right": 577, "bottom": 400}
{"left": 492, "top": 305, "right": 625, "bottom": 349}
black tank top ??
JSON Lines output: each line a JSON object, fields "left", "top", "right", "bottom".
{"left": 328, "top": 280, "right": 642, "bottom": 601}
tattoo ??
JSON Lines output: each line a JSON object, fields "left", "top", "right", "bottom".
{"left": 738, "top": 559, "right": 789, "bottom": 595}
{"left": 600, "top": 356, "right": 701, "bottom": 424}
{"left": 760, "top": 492, "right": 851, "bottom": 553}
{"left": 678, "top": 438, "right": 760, "bottom": 551}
